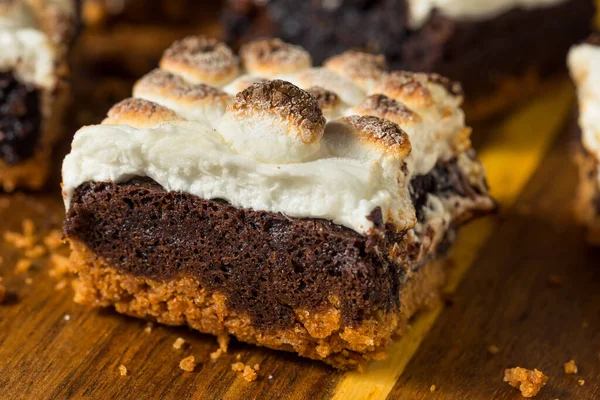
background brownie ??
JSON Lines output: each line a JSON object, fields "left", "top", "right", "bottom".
{"left": 224, "top": 0, "right": 595, "bottom": 120}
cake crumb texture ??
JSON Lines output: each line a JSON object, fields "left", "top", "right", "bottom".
{"left": 504, "top": 367, "right": 548, "bottom": 398}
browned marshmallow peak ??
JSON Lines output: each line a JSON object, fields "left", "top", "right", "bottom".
{"left": 325, "top": 115, "right": 411, "bottom": 162}
{"left": 371, "top": 71, "right": 463, "bottom": 109}
{"left": 103, "top": 98, "right": 180, "bottom": 128}
{"left": 240, "top": 38, "right": 312, "bottom": 76}
{"left": 160, "top": 36, "right": 239, "bottom": 87}
{"left": 324, "top": 50, "right": 387, "bottom": 91}
{"left": 133, "top": 68, "right": 232, "bottom": 128}
{"left": 218, "top": 80, "right": 326, "bottom": 163}
{"left": 306, "top": 86, "right": 344, "bottom": 119}
{"left": 354, "top": 94, "right": 420, "bottom": 127}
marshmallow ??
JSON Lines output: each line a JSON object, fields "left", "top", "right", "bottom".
{"left": 240, "top": 38, "right": 312, "bottom": 77}
{"left": 103, "top": 98, "right": 181, "bottom": 128}
{"left": 324, "top": 115, "right": 411, "bottom": 162}
{"left": 218, "top": 80, "right": 326, "bottom": 163}
{"left": 324, "top": 50, "right": 386, "bottom": 91}
{"left": 279, "top": 67, "right": 365, "bottom": 107}
{"left": 160, "top": 36, "right": 239, "bottom": 87}
{"left": 306, "top": 86, "right": 346, "bottom": 120}
{"left": 133, "top": 68, "right": 232, "bottom": 128}
{"left": 223, "top": 75, "right": 269, "bottom": 95}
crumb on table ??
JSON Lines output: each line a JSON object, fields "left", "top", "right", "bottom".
{"left": 564, "top": 360, "right": 578, "bottom": 374}
{"left": 231, "top": 362, "right": 258, "bottom": 382}
{"left": 48, "top": 254, "right": 71, "bottom": 279}
{"left": 578, "top": 379, "right": 585, "bottom": 386}
{"left": 180, "top": 355, "right": 196, "bottom": 372}
{"left": 144, "top": 323, "right": 153, "bottom": 333}
{"left": 55, "top": 279, "right": 68, "bottom": 291}
{"left": 14, "top": 259, "right": 32, "bottom": 274}
{"left": 488, "top": 345, "right": 500, "bottom": 355}
{"left": 430, "top": 385, "right": 436, "bottom": 392}
{"left": 172, "top": 337, "right": 186, "bottom": 350}
{"left": 43, "top": 229, "right": 64, "bottom": 250}
{"left": 118, "top": 364, "right": 127, "bottom": 376}
{"left": 504, "top": 367, "right": 548, "bottom": 398}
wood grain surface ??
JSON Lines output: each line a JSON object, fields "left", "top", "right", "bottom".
{"left": 0, "top": 28, "right": 599, "bottom": 400}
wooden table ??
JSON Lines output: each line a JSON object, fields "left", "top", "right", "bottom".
{"left": 1, "top": 32, "right": 599, "bottom": 399}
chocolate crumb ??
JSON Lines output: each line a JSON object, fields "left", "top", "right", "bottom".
{"left": 504, "top": 367, "right": 547, "bottom": 398}
{"left": 179, "top": 355, "right": 196, "bottom": 372}
{"left": 564, "top": 360, "right": 578, "bottom": 374}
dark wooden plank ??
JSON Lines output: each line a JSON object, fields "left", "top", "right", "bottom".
{"left": 389, "top": 120, "right": 600, "bottom": 399}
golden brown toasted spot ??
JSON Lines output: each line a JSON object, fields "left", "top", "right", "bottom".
{"left": 372, "top": 71, "right": 463, "bottom": 107}
{"left": 341, "top": 115, "right": 411, "bottom": 158}
{"left": 105, "top": 98, "right": 179, "bottom": 128}
{"left": 230, "top": 80, "right": 326, "bottom": 144}
{"left": 307, "top": 86, "right": 341, "bottom": 111}
{"left": 160, "top": 36, "right": 238, "bottom": 85}
{"left": 354, "top": 94, "right": 419, "bottom": 126}
{"left": 240, "top": 38, "right": 311, "bottom": 75}
{"left": 135, "top": 69, "right": 229, "bottom": 101}
{"left": 324, "top": 50, "right": 386, "bottom": 81}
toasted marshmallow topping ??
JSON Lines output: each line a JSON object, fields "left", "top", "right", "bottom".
{"left": 353, "top": 94, "right": 420, "bottom": 127}
{"left": 160, "top": 36, "right": 239, "bottom": 87}
{"left": 326, "top": 116, "right": 411, "bottom": 161}
{"left": 371, "top": 71, "right": 463, "bottom": 109}
{"left": 324, "top": 51, "right": 386, "bottom": 91}
{"left": 569, "top": 42, "right": 600, "bottom": 170}
{"left": 0, "top": 0, "right": 56, "bottom": 88}
{"left": 407, "top": 0, "right": 568, "bottom": 28}
{"left": 224, "top": 75, "right": 269, "bottom": 95}
{"left": 133, "top": 69, "right": 232, "bottom": 128}
{"left": 104, "top": 98, "right": 181, "bottom": 128}
{"left": 219, "top": 80, "right": 326, "bottom": 163}
{"left": 63, "top": 36, "right": 484, "bottom": 235}
{"left": 306, "top": 86, "right": 345, "bottom": 120}
{"left": 279, "top": 67, "right": 365, "bottom": 107}
{"left": 240, "top": 38, "right": 312, "bottom": 77}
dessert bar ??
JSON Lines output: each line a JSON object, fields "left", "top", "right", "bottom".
{"left": 224, "top": 0, "right": 595, "bottom": 120}
{"left": 569, "top": 35, "right": 600, "bottom": 243}
{"left": 0, "top": 0, "right": 77, "bottom": 191}
{"left": 62, "top": 37, "right": 494, "bottom": 369}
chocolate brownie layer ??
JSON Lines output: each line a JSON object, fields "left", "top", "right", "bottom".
{"left": 0, "top": 71, "right": 43, "bottom": 164}
{"left": 65, "top": 159, "right": 476, "bottom": 330}
{"left": 224, "top": 0, "right": 594, "bottom": 100}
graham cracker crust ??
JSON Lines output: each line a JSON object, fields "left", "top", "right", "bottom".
{"left": 68, "top": 239, "right": 446, "bottom": 370}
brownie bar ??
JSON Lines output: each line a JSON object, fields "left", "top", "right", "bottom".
{"left": 62, "top": 36, "right": 494, "bottom": 369}
{"left": 0, "top": 0, "right": 77, "bottom": 191}
{"left": 569, "top": 36, "right": 600, "bottom": 243}
{"left": 0, "top": 71, "right": 42, "bottom": 164}
{"left": 224, "top": 0, "right": 594, "bottom": 120}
